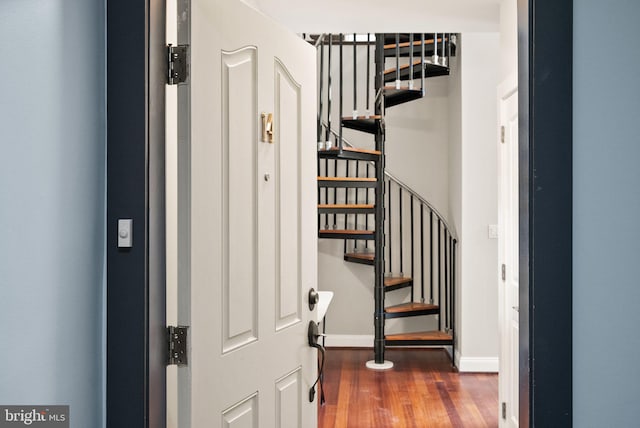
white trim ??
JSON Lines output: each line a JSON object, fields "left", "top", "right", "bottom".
{"left": 323, "top": 334, "right": 373, "bottom": 348}
{"left": 497, "top": 72, "right": 518, "bottom": 101}
{"left": 457, "top": 356, "right": 499, "bottom": 373}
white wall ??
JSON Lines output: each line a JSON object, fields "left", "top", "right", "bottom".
{"left": 448, "top": 33, "right": 500, "bottom": 371}
{"left": 499, "top": 0, "right": 517, "bottom": 81}
{"left": 0, "top": 1, "right": 106, "bottom": 427}
{"left": 573, "top": 1, "right": 640, "bottom": 425}
{"left": 386, "top": 77, "right": 451, "bottom": 221}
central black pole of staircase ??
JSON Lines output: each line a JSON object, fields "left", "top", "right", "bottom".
{"left": 373, "top": 33, "right": 387, "bottom": 366}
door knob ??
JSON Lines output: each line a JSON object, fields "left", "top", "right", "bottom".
{"left": 308, "top": 288, "right": 319, "bottom": 311}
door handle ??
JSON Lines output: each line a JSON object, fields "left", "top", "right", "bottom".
{"left": 261, "top": 112, "right": 274, "bottom": 143}
{"left": 513, "top": 306, "right": 519, "bottom": 312}
{"left": 308, "top": 321, "right": 326, "bottom": 403}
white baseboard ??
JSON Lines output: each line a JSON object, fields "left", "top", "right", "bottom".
{"left": 324, "top": 334, "right": 373, "bottom": 348}
{"left": 457, "top": 356, "right": 499, "bottom": 373}
{"left": 323, "top": 336, "right": 497, "bottom": 373}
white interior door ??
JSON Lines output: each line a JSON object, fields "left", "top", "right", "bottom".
{"left": 498, "top": 81, "right": 518, "bottom": 428}
{"left": 169, "top": 0, "right": 317, "bottom": 426}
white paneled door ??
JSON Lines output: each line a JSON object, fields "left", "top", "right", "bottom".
{"left": 170, "top": 1, "right": 317, "bottom": 426}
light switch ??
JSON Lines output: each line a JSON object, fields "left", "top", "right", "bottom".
{"left": 118, "top": 219, "right": 133, "bottom": 248}
{"left": 488, "top": 224, "right": 499, "bottom": 239}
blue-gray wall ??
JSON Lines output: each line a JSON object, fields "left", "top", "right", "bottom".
{"left": 574, "top": 0, "right": 640, "bottom": 426}
{"left": 0, "top": 1, "right": 105, "bottom": 427}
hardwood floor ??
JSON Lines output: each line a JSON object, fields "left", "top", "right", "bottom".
{"left": 318, "top": 348, "right": 498, "bottom": 428}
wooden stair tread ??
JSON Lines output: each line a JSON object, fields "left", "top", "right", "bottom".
{"left": 385, "top": 331, "right": 453, "bottom": 341}
{"left": 320, "top": 229, "right": 374, "bottom": 235}
{"left": 341, "top": 115, "right": 382, "bottom": 121}
{"left": 320, "top": 146, "right": 381, "bottom": 156}
{"left": 317, "top": 176, "right": 376, "bottom": 182}
{"left": 384, "top": 276, "right": 413, "bottom": 287}
{"left": 344, "top": 252, "right": 375, "bottom": 261}
{"left": 383, "top": 37, "right": 443, "bottom": 50}
{"left": 385, "top": 302, "right": 439, "bottom": 313}
{"left": 384, "top": 60, "right": 434, "bottom": 75}
{"left": 384, "top": 85, "right": 420, "bottom": 91}
{"left": 318, "top": 204, "right": 374, "bottom": 209}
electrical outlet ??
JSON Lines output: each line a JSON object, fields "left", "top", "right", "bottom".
{"left": 488, "top": 224, "right": 499, "bottom": 239}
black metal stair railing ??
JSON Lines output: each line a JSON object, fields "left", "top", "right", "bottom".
{"left": 319, "top": 122, "right": 458, "bottom": 347}
{"left": 384, "top": 171, "right": 457, "bottom": 340}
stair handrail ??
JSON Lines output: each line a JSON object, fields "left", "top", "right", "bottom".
{"left": 321, "top": 121, "right": 457, "bottom": 240}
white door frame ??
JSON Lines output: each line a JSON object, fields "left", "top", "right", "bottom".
{"left": 497, "top": 73, "right": 518, "bottom": 428}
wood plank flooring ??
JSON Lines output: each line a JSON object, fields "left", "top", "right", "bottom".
{"left": 318, "top": 348, "right": 498, "bottom": 428}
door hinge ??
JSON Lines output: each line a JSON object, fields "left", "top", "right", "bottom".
{"left": 167, "top": 44, "right": 189, "bottom": 85}
{"left": 500, "top": 125, "right": 505, "bottom": 143}
{"left": 167, "top": 326, "right": 189, "bottom": 366}
{"left": 501, "top": 264, "right": 506, "bottom": 281}
{"left": 502, "top": 402, "right": 507, "bottom": 419}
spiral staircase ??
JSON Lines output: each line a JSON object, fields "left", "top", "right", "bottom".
{"left": 313, "top": 33, "right": 458, "bottom": 368}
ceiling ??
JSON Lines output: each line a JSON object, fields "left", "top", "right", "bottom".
{"left": 242, "top": 0, "right": 501, "bottom": 33}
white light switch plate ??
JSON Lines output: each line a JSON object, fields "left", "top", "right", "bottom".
{"left": 118, "top": 219, "right": 133, "bottom": 248}
{"left": 488, "top": 224, "right": 499, "bottom": 239}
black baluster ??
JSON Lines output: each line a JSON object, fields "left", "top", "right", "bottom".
{"left": 429, "top": 210, "right": 433, "bottom": 303}
{"left": 420, "top": 33, "right": 425, "bottom": 96}
{"left": 444, "top": 231, "right": 449, "bottom": 330}
{"left": 395, "top": 33, "right": 401, "bottom": 89}
{"left": 409, "top": 33, "right": 414, "bottom": 90}
{"left": 318, "top": 36, "right": 324, "bottom": 143}
{"left": 355, "top": 161, "right": 360, "bottom": 250}
{"left": 366, "top": 33, "right": 371, "bottom": 116}
{"left": 324, "top": 158, "right": 329, "bottom": 229}
{"left": 339, "top": 34, "right": 343, "bottom": 154}
{"left": 326, "top": 35, "right": 332, "bottom": 144}
{"left": 410, "top": 195, "right": 414, "bottom": 301}
{"left": 399, "top": 188, "right": 403, "bottom": 276}
{"left": 333, "top": 159, "right": 338, "bottom": 229}
{"left": 449, "top": 234, "right": 453, "bottom": 331}
{"left": 353, "top": 33, "right": 357, "bottom": 118}
{"left": 317, "top": 156, "right": 321, "bottom": 230}
{"left": 388, "top": 180, "right": 392, "bottom": 274}
{"left": 344, "top": 160, "right": 349, "bottom": 254}
{"left": 420, "top": 205, "right": 425, "bottom": 303}
{"left": 365, "top": 163, "right": 370, "bottom": 249}
{"left": 437, "top": 218, "right": 442, "bottom": 331}
{"left": 452, "top": 239, "right": 457, "bottom": 367}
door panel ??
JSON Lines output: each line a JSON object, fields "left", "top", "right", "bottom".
{"left": 222, "top": 393, "right": 259, "bottom": 428}
{"left": 275, "top": 59, "right": 302, "bottom": 332}
{"left": 275, "top": 368, "right": 302, "bottom": 428}
{"left": 221, "top": 46, "right": 259, "bottom": 353}
{"left": 170, "top": 0, "right": 317, "bottom": 426}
